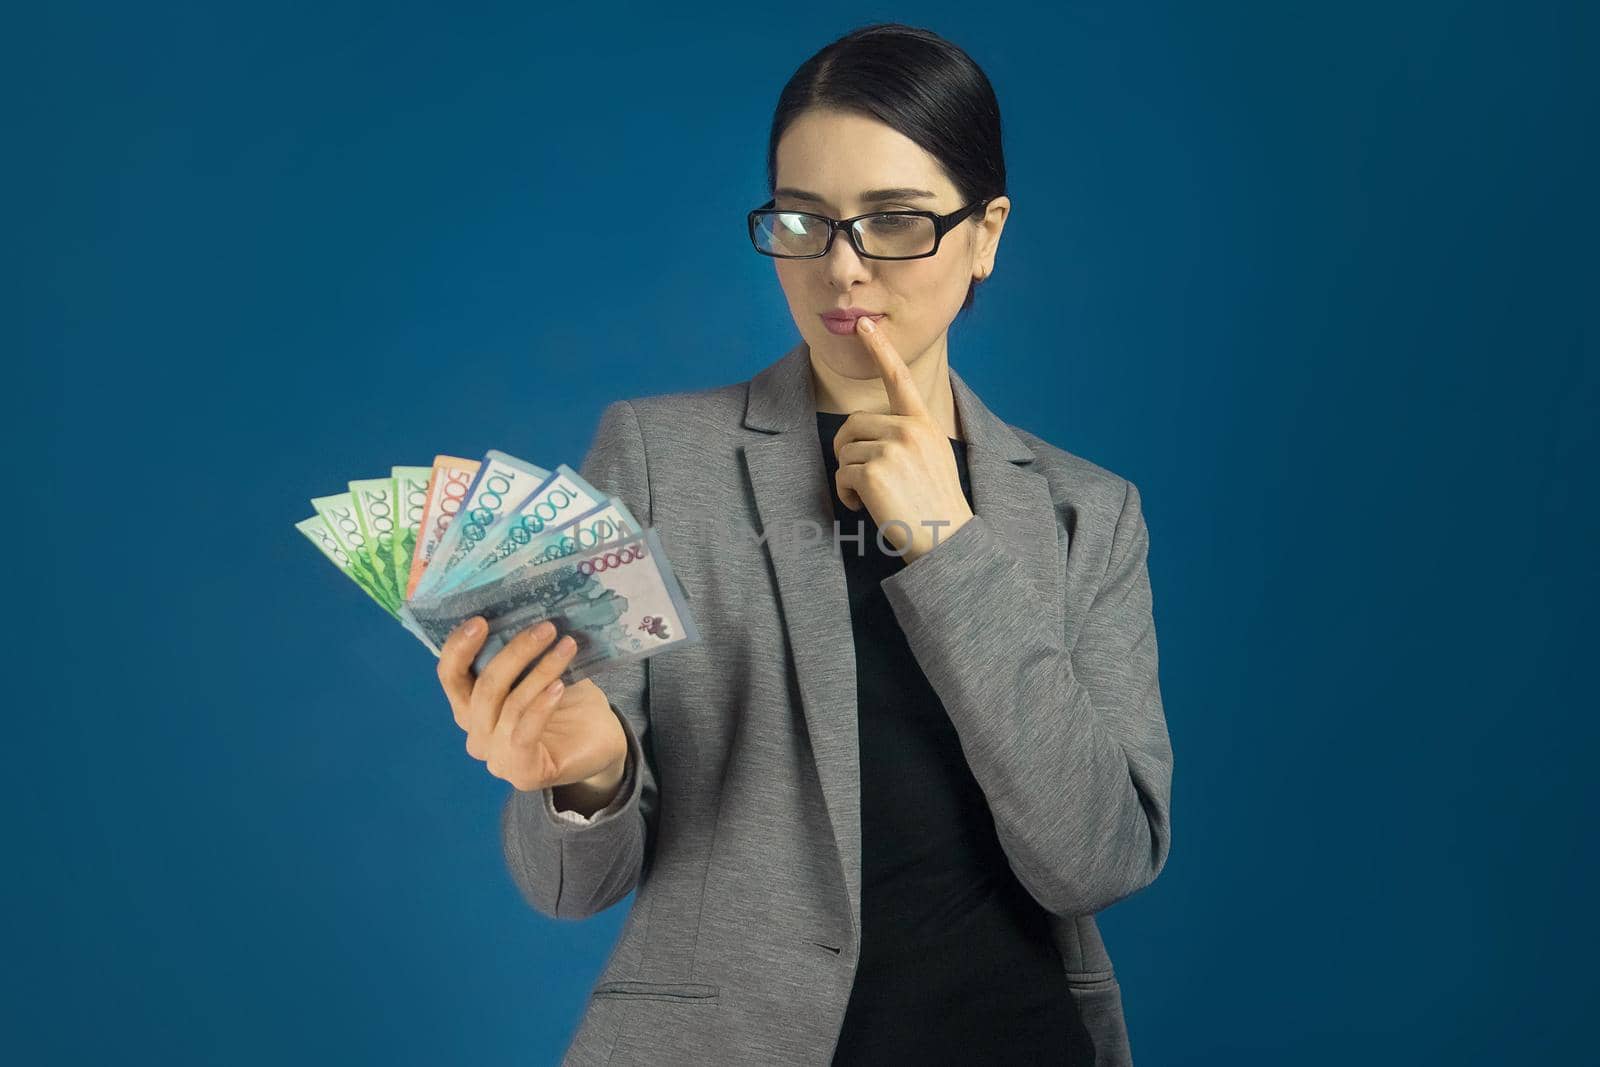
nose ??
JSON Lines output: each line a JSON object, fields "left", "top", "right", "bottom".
{"left": 824, "top": 222, "right": 872, "bottom": 278}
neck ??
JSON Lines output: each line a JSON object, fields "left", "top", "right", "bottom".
{"left": 808, "top": 335, "right": 963, "bottom": 441}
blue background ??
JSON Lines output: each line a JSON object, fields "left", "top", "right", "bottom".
{"left": 14, "top": 2, "right": 1596, "bottom": 1063}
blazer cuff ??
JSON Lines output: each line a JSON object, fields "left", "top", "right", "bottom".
{"left": 543, "top": 746, "right": 636, "bottom": 825}
{"left": 506, "top": 700, "right": 643, "bottom": 835}
{"left": 878, "top": 510, "right": 1085, "bottom": 773}
{"left": 880, "top": 510, "right": 1007, "bottom": 617}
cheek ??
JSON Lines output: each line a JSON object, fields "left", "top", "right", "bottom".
{"left": 891, "top": 260, "right": 967, "bottom": 312}
{"left": 774, "top": 261, "right": 806, "bottom": 298}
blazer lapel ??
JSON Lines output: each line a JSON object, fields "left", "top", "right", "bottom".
{"left": 740, "top": 341, "right": 1062, "bottom": 949}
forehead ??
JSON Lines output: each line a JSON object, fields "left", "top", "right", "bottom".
{"left": 774, "top": 109, "right": 956, "bottom": 210}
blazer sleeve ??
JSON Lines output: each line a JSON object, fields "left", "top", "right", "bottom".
{"left": 499, "top": 399, "right": 660, "bottom": 920}
{"left": 879, "top": 477, "right": 1173, "bottom": 916}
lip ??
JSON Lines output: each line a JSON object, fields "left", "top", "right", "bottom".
{"left": 819, "top": 310, "right": 885, "bottom": 336}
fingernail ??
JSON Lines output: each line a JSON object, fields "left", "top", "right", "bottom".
{"left": 545, "top": 678, "right": 564, "bottom": 697}
{"left": 856, "top": 315, "right": 876, "bottom": 334}
{"left": 465, "top": 617, "right": 485, "bottom": 637}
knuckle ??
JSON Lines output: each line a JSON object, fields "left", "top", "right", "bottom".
{"left": 482, "top": 656, "right": 518, "bottom": 693}
{"left": 468, "top": 698, "right": 493, "bottom": 732}
{"left": 537, "top": 641, "right": 572, "bottom": 670}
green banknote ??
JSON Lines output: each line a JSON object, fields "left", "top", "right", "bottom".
{"left": 391, "top": 465, "right": 432, "bottom": 595}
{"left": 309, "top": 492, "right": 398, "bottom": 614}
{"left": 295, "top": 514, "right": 399, "bottom": 620}
{"left": 349, "top": 477, "right": 405, "bottom": 607}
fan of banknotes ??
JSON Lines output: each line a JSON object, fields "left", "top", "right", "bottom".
{"left": 294, "top": 451, "right": 699, "bottom": 685}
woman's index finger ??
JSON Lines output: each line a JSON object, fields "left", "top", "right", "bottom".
{"left": 856, "top": 316, "right": 929, "bottom": 419}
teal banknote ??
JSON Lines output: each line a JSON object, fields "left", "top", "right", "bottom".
{"left": 405, "top": 525, "right": 699, "bottom": 686}
{"left": 412, "top": 450, "right": 551, "bottom": 600}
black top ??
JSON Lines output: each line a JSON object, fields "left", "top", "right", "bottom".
{"left": 816, "top": 410, "right": 1076, "bottom": 1065}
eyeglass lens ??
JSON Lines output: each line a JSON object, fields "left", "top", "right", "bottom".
{"left": 752, "top": 211, "right": 937, "bottom": 259}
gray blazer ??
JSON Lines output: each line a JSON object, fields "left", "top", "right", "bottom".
{"left": 500, "top": 340, "right": 1174, "bottom": 1065}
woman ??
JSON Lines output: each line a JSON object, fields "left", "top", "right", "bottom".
{"left": 434, "top": 23, "right": 1173, "bottom": 1067}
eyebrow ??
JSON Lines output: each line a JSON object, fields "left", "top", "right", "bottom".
{"left": 773, "top": 186, "right": 939, "bottom": 208}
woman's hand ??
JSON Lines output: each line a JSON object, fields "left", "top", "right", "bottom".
{"left": 831, "top": 314, "right": 975, "bottom": 564}
{"left": 435, "top": 617, "right": 627, "bottom": 797}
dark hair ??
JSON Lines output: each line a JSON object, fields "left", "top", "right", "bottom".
{"left": 766, "top": 23, "right": 1007, "bottom": 317}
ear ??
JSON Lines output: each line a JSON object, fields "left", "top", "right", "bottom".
{"left": 973, "top": 196, "right": 1009, "bottom": 269}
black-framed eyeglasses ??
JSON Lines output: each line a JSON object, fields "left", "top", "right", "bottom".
{"left": 746, "top": 197, "right": 990, "bottom": 260}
